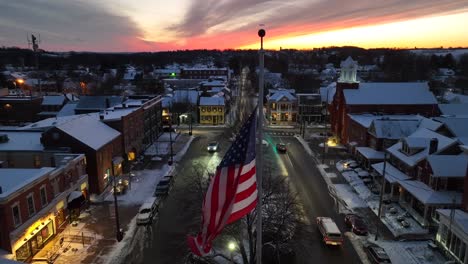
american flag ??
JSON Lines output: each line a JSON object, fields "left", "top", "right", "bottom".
{"left": 187, "top": 109, "right": 258, "bottom": 256}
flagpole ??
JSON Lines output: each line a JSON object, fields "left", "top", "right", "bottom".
{"left": 256, "top": 27, "right": 266, "bottom": 264}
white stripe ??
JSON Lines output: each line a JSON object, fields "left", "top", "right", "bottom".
{"left": 240, "top": 158, "right": 255, "bottom": 174}
{"left": 237, "top": 171, "right": 256, "bottom": 193}
{"left": 231, "top": 189, "right": 258, "bottom": 213}
{"left": 201, "top": 172, "right": 216, "bottom": 244}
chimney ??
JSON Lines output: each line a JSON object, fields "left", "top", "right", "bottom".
{"left": 429, "top": 138, "right": 438, "bottom": 154}
{"left": 105, "top": 98, "right": 110, "bottom": 108}
{"left": 99, "top": 112, "right": 104, "bottom": 120}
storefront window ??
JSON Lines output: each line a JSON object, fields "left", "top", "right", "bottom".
{"left": 15, "top": 242, "right": 31, "bottom": 261}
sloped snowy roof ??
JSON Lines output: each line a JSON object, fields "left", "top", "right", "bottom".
{"left": 268, "top": 90, "right": 296, "bottom": 102}
{"left": 0, "top": 131, "right": 44, "bottom": 151}
{"left": 341, "top": 56, "right": 357, "bottom": 68}
{"left": 343, "top": 82, "right": 437, "bottom": 105}
{"left": 437, "top": 209, "right": 468, "bottom": 235}
{"left": 387, "top": 128, "right": 458, "bottom": 167}
{"left": 427, "top": 155, "right": 468, "bottom": 178}
{"left": 42, "top": 95, "right": 66, "bottom": 106}
{"left": 418, "top": 117, "right": 443, "bottom": 131}
{"left": 438, "top": 104, "right": 468, "bottom": 117}
{"left": 199, "top": 97, "right": 224, "bottom": 106}
{"left": 0, "top": 168, "right": 56, "bottom": 199}
{"left": 320, "top": 82, "right": 336, "bottom": 103}
{"left": 19, "top": 114, "right": 97, "bottom": 131}
{"left": 356, "top": 147, "right": 385, "bottom": 160}
{"left": 399, "top": 180, "right": 462, "bottom": 205}
{"left": 56, "top": 115, "right": 120, "bottom": 150}
{"left": 443, "top": 92, "right": 468, "bottom": 104}
{"left": 173, "top": 90, "right": 199, "bottom": 104}
{"left": 370, "top": 119, "right": 420, "bottom": 139}
{"left": 75, "top": 96, "right": 122, "bottom": 111}
{"left": 348, "top": 114, "right": 420, "bottom": 129}
{"left": 372, "top": 162, "right": 410, "bottom": 184}
{"left": 435, "top": 117, "right": 468, "bottom": 137}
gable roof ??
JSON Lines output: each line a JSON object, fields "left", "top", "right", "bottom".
{"left": 75, "top": 96, "right": 122, "bottom": 111}
{"left": 57, "top": 102, "right": 78, "bottom": 117}
{"left": 369, "top": 119, "right": 420, "bottom": 139}
{"left": 427, "top": 155, "right": 468, "bottom": 178}
{"left": 268, "top": 90, "right": 296, "bottom": 102}
{"left": 435, "top": 117, "right": 468, "bottom": 138}
{"left": 55, "top": 115, "right": 120, "bottom": 150}
{"left": 387, "top": 127, "right": 458, "bottom": 167}
{"left": 199, "top": 97, "right": 224, "bottom": 106}
{"left": 343, "top": 82, "right": 437, "bottom": 105}
{"left": 173, "top": 90, "right": 199, "bottom": 104}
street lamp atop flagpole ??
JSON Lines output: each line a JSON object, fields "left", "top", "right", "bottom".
{"left": 256, "top": 26, "right": 266, "bottom": 264}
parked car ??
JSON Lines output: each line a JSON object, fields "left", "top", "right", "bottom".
{"left": 136, "top": 197, "right": 160, "bottom": 225}
{"left": 114, "top": 179, "right": 129, "bottom": 195}
{"left": 344, "top": 214, "right": 368, "bottom": 236}
{"left": 154, "top": 176, "right": 173, "bottom": 197}
{"left": 276, "top": 143, "right": 287, "bottom": 153}
{"left": 207, "top": 141, "right": 220, "bottom": 152}
{"left": 365, "top": 244, "right": 391, "bottom": 263}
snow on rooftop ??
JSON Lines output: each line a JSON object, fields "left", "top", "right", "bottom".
{"left": 56, "top": 115, "right": 120, "bottom": 150}
{"left": 438, "top": 104, "right": 468, "bottom": 117}
{"left": 173, "top": 90, "right": 198, "bottom": 104}
{"left": 356, "top": 147, "right": 385, "bottom": 160}
{"left": 348, "top": 114, "right": 420, "bottom": 128}
{"left": 399, "top": 179, "right": 462, "bottom": 205}
{"left": 0, "top": 131, "right": 44, "bottom": 151}
{"left": 0, "top": 168, "right": 55, "bottom": 199}
{"left": 199, "top": 96, "right": 224, "bottom": 106}
{"left": 427, "top": 155, "right": 468, "bottom": 178}
{"left": 418, "top": 117, "right": 443, "bottom": 131}
{"left": 370, "top": 119, "right": 420, "bottom": 139}
{"left": 268, "top": 90, "right": 296, "bottom": 102}
{"left": 437, "top": 209, "right": 468, "bottom": 234}
{"left": 387, "top": 128, "right": 457, "bottom": 167}
{"left": 19, "top": 114, "right": 97, "bottom": 130}
{"left": 435, "top": 117, "right": 468, "bottom": 138}
{"left": 344, "top": 82, "right": 437, "bottom": 105}
{"left": 372, "top": 162, "right": 410, "bottom": 184}
{"left": 42, "top": 95, "right": 66, "bottom": 106}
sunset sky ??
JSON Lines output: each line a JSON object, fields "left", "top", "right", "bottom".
{"left": 1, "top": 0, "right": 468, "bottom": 52}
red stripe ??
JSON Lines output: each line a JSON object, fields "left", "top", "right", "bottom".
{"left": 234, "top": 182, "right": 257, "bottom": 202}
{"left": 238, "top": 165, "right": 255, "bottom": 184}
{"left": 213, "top": 166, "right": 236, "bottom": 235}
{"left": 228, "top": 199, "right": 258, "bottom": 224}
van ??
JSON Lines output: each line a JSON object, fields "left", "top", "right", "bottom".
{"left": 137, "top": 197, "right": 160, "bottom": 225}
{"left": 316, "top": 217, "right": 343, "bottom": 245}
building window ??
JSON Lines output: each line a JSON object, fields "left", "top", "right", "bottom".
{"left": 34, "top": 155, "right": 41, "bottom": 168}
{"left": 213, "top": 107, "right": 217, "bottom": 112}
{"left": 218, "top": 107, "right": 222, "bottom": 112}
{"left": 207, "top": 107, "right": 211, "bottom": 112}
{"left": 271, "top": 103, "right": 276, "bottom": 110}
{"left": 12, "top": 203, "right": 21, "bottom": 226}
{"left": 52, "top": 179, "right": 59, "bottom": 197}
{"left": 40, "top": 186, "right": 48, "bottom": 207}
{"left": 27, "top": 194, "right": 35, "bottom": 216}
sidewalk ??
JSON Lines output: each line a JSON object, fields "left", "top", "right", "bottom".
{"left": 32, "top": 134, "right": 195, "bottom": 264}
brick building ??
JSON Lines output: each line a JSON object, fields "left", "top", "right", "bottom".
{"left": 0, "top": 96, "right": 42, "bottom": 125}
{"left": 329, "top": 57, "right": 439, "bottom": 145}
{"left": 0, "top": 153, "right": 88, "bottom": 262}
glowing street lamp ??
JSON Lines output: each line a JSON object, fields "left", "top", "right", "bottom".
{"left": 228, "top": 241, "right": 237, "bottom": 263}
{"left": 16, "top": 79, "right": 24, "bottom": 85}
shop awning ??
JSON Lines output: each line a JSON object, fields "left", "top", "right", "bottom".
{"left": 67, "top": 191, "right": 85, "bottom": 209}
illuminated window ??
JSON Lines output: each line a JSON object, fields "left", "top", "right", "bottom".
{"left": 34, "top": 155, "right": 41, "bottom": 168}
{"left": 271, "top": 103, "right": 276, "bottom": 110}
{"left": 4, "top": 103, "right": 12, "bottom": 110}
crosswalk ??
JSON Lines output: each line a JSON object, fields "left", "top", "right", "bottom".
{"left": 265, "top": 131, "right": 296, "bottom": 137}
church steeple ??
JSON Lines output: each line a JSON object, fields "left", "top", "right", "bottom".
{"left": 338, "top": 56, "right": 358, "bottom": 83}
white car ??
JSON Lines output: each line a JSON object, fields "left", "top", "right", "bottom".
{"left": 137, "top": 197, "right": 160, "bottom": 225}
{"left": 207, "top": 142, "right": 219, "bottom": 152}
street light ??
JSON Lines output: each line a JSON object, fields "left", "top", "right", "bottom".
{"left": 228, "top": 241, "right": 237, "bottom": 263}
{"left": 112, "top": 156, "right": 124, "bottom": 242}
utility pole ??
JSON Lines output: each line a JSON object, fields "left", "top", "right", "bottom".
{"left": 112, "top": 157, "right": 123, "bottom": 242}
{"left": 376, "top": 151, "right": 388, "bottom": 241}
{"left": 256, "top": 27, "right": 266, "bottom": 264}
{"left": 168, "top": 121, "right": 174, "bottom": 166}
{"left": 322, "top": 88, "right": 330, "bottom": 164}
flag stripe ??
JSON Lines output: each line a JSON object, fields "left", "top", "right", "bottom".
{"left": 187, "top": 108, "right": 258, "bottom": 256}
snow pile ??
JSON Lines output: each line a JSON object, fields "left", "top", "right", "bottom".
{"left": 294, "top": 135, "right": 313, "bottom": 156}
{"left": 104, "top": 216, "right": 140, "bottom": 264}
{"left": 174, "top": 136, "right": 194, "bottom": 162}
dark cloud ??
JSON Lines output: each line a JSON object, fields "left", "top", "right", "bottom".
{"left": 170, "top": 0, "right": 468, "bottom": 39}
{"left": 0, "top": 0, "right": 144, "bottom": 51}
